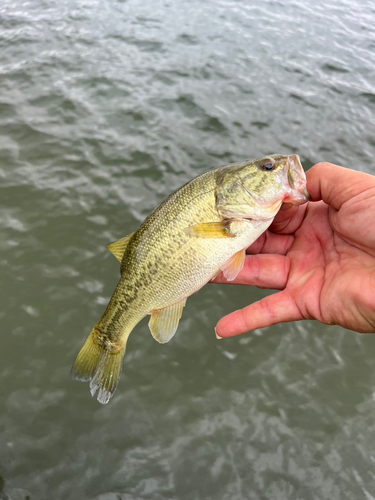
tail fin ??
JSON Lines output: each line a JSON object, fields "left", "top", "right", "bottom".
{"left": 70, "top": 327, "right": 126, "bottom": 405}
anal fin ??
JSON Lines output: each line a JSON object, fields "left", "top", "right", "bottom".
{"left": 107, "top": 232, "right": 134, "bottom": 262}
{"left": 220, "top": 249, "right": 245, "bottom": 281}
{"left": 148, "top": 299, "right": 187, "bottom": 344}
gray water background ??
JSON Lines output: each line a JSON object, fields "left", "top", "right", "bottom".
{"left": 1, "top": 0, "right": 375, "bottom": 498}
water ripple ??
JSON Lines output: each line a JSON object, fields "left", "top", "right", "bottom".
{"left": 1, "top": 0, "right": 375, "bottom": 498}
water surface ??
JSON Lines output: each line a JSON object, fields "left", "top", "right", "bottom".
{"left": 1, "top": 0, "right": 375, "bottom": 499}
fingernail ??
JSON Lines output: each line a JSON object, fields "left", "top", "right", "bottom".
{"left": 215, "top": 328, "right": 222, "bottom": 340}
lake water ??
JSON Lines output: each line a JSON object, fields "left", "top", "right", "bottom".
{"left": 1, "top": 0, "right": 375, "bottom": 498}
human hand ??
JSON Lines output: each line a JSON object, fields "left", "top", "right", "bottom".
{"left": 213, "top": 162, "right": 375, "bottom": 337}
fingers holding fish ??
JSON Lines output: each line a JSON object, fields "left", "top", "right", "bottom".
{"left": 269, "top": 202, "right": 308, "bottom": 235}
{"left": 215, "top": 289, "right": 303, "bottom": 338}
{"left": 211, "top": 254, "right": 289, "bottom": 289}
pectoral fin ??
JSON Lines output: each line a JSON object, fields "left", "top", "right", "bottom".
{"left": 220, "top": 249, "right": 246, "bottom": 281}
{"left": 184, "top": 221, "right": 235, "bottom": 238}
{"left": 149, "top": 299, "right": 187, "bottom": 344}
{"left": 107, "top": 233, "right": 134, "bottom": 262}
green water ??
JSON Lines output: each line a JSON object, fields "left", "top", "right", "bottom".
{"left": 1, "top": 0, "right": 375, "bottom": 498}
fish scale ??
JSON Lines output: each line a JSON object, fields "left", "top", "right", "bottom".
{"left": 71, "top": 154, "right": 309, "bottom": 404}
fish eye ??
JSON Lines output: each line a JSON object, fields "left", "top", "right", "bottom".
{"left": 259, "top": 159, "right": 275, "bottom": 171}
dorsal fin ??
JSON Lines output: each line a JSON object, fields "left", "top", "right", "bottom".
{"left": 106, "top": 233, "right": 134, "bottom": 262}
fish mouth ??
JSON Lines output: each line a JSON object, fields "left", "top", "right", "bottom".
{"left": 283, "top": 154, "right": 310, "bottom": 204}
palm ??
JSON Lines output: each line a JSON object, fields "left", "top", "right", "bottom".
{"left": 278, "top": 199, "right": 375, "bottom": 332}
{"left": 214, "top": 163, "right": 375, "bottom": 337}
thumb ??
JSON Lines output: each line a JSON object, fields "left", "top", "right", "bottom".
{"left": 307, "top": 162, "right": 375, "bottom": 210}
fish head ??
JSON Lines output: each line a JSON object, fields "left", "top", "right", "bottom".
{"left": 216, "top": 154, "right": 309, "bottom": 220}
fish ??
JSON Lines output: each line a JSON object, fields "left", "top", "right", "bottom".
{"left": 71, "top": 154, "right": 309, "bottom": 404}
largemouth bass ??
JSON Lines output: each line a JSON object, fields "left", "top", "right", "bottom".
{"left": 71, "top": 154, "right": 309, "bottom": 404}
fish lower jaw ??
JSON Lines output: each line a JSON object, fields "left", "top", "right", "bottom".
{"left": 282, "top": 187, "right": 310, "bottom": 205}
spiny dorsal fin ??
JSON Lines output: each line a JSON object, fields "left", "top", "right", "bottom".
{"left": 148, "top": 298, "right": 187, "bottom": 344}
{"left": 220, "top": 249, "right": 245, "bottom": 281}
{"left": 183, "top": 221, "right": 235, "bottom": 238}
{"left": 107, "top": 233, "right": 134, "bottom": 262}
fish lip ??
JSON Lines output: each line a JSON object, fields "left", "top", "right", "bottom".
{"left": 283, "top": 154, "right": 310, "bottom": 204}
